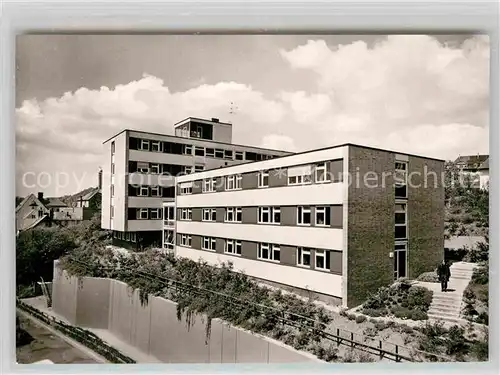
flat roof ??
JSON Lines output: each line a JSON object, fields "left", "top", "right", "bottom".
{"left": 173, "top": 117, "right": 232, "bottom": 128}
{"left": 102, "top": 129, "right": 293, "bottom": 154}
{"left": 178, "top": 142, "right": 446, "bottom": 176}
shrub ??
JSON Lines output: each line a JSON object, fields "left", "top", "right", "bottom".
{"left": 347, "top": 314, "right": 356, "bottom": 321}
{"left": 374, "top": 321, "right": 387, "bottom": 331}
{"left": 416, "top": 272, "right": 440, "bottom": 283}
{"left": 407, "top": 286, "right": 433, "bottom": 310}
{"left": 355, "top": 315, "right": 367, "bottom": 324}
{"left": 321, "top": 344, "right": 339, "bottom": 362}
{"left": 410, "top": 309, "right": 428, "bottom": 321}
{"left": 471, "top": 265, "right": 489, "bottom": 285}
{"left": 476, "top": 312, "right": 489, "bottom": 325}
{"left": 362, "top": 308, "right": 386, "bottom": 317}
{"left": 392, "top": 306, "right": 413, "bottom": 320}
{"left": 470, "top": 333, "right": 488, "bottom": 361}
{"left": 444, "top": 326, "right": 469, "bottom": 357}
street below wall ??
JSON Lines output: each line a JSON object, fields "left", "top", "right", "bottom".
{"left": 16, "top": 312, "right": 99, "bottom": 364}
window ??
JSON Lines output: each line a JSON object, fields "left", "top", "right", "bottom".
{"left": 180, "top": 208, "right": 192, "bottom": 221}
{"left": 315, "top": 206, "right": 331, "bottom": 226}
{"left": 138, "top": 186, "right": 149, "bottom": 196}
{"left": 131, "top": 233, "right": 137, "bottom": 243}
{"left": 38, "top": 209, "right": 44, "bottom": 218}
{"left": 206, "top": 148, "right": 215, "bottom": 158}
{"left": 111, "top": 184, "right": 115, "bottom": 197}
{"left": 225, "top": 207, "right": 242, "bottom": 222}
{"left": 151, "top": 163, "right": 160, "bottom": 174}
{"left": 151, "top": 141, "right": 161, "bottom": 152}
{"left": 111, "top": 141, "right": 115, "bottom": 155}
{"left": 179, "top": 183, "right": 193, "bottom": 195}
{"left": 258, "top": 170, "right": 269, "bottom": 188}
{"left": 139, "top": 139, "right": 150, "bottom": 151}
{"left": 110, "top": 206, "right": 114, "bottom": 218}
{"left": 315, "top": 162, "right": 330, "bottom": 183}
{"left": 125, "top": 232, "right": 131, "bottom": 241}
{"left": 195, "top": 146, "right": 205, "bottom": 156}
{"left": 258, "top": 243, "right": 281, "bottom": 262}
{"left": 139, "top": 208, "right": 148, "bottom": 219}
{"left": 297, "top": 206, "right": 311, "bottom": 225}
{"left": 394, "top": 243, "right": 407, "bottom": 279}
{"left": 235, "top": 151, "right": 244, "bottom": 160}
{"left": 111, "top": 163, "right": 115, "bottom": 174}
{"left": 202, "top": 178, "right": 217, "bottom": 193}
{"left": 137, "top": 162, "right": 149, "bottom": 174}
{"left": 225, "top": 239, "right": 242, "bottom": 255}
{"left": 202, "top": 236, "right": 217, "bottom": 251}
{"left": 297, "top": 248, "right": 311, "bottom": 267}
{"left": 288, "top": 165, "right": 312, "bottom": 185}
{"left": 258, "top": 206, "right": 280, "bottom": 224}
{"left": 315, "top": 250, "right": 330, "bottom": 271}
{"left": 151, "top": 186, "right": 161, "bottom": 197}
{"left": 224, "top": 150, "right": 233, "bottom": 160}
{"left": 194, "top": 165, "right": 204, "bottom": 172}
{"left": 225, "top": 174, "right": 242, "bottom": 190}
{"left": 395, "top": 203, "right": 407, "bottom": 239}
{"left": 395, "top": 161, "right": 408, "bottom": 198}
{"left": 180, "top": 234, "right": 192, "bottom": 247}
{"left": 183, "top": 145, "right": 192, "bottom": 155}
{"left": 184, "top": 166, "right": 193, "bottom": 174}
{"left": 202, "top": 208, "right": 217, "bottom": 221}
{"left": 215, "top": 149, "right": 224, "bottom": 158}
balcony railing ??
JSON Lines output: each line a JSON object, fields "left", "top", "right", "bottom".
{"left": 163, "top": 219, "right": 175, "bottom": 227}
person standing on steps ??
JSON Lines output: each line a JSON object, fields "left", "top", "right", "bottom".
{"left": 437, "top": 260, "right": 451, "bottom": 292}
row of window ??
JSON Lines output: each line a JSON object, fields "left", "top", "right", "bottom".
{"left": 128, "top": 208, "right": 163, "bottom": 220}
{"left": 113, "top": 231, "right": 137, "bottom": 242}
{"left": 129, "top": 161, "right": 204, "bottom": 175}
{"left": 395, "top": 161, "right": 408, "bottom": 199}
{"left": 178, "top": 205, "right": 335, "bottom": 226}
{"left": 129, "top": 137, "right": 280, "bottom": 162}
{"left": 178, "top": 161, "right": 334, "bottom": 195}
{"left": 128, "top": 185, "right": 175, "bottom": 198}
{"left": 178, "top": 235, "right": 332, "bottom": 271}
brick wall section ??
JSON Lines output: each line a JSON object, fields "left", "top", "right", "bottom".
{"left": 407, "top": 156, "right": 444, "bottom": 278}
{"left": 347, "top": 146, "right": 395, "bottom": 307}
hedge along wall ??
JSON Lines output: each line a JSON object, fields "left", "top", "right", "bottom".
{"left": 51, "top": 262, "right": 320, "bottom": 363}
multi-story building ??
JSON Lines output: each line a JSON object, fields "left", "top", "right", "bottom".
{"left": 101, "top": 117, "right": 292, "bottom": 249}
{"left": 172, "top": 144, "right": 445, "bottom": 307}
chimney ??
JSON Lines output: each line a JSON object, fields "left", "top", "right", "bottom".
{"left": 211, "top": 118, "right": 219, "bottom": 123}
{"left": 37, "top": 192, "right": 44, "bottom": 201}
{"left": 98, "top": 168, "right": 103, "bottom": 190}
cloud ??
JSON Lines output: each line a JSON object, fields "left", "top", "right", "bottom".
{"left": 16, "top": 35, "right": 489, "bottom": 196}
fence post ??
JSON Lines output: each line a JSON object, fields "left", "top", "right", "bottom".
{"left": 379, "top": 340, "right": 383, "bottom": 359}
{"left": 336, "top": 328, "right": 340, "bottom": 346}
{"left": 351, "top": 332, "right": 354, "bottom": 347}
{"left": 395, "top": 345, "right": 399, "bottom": 362}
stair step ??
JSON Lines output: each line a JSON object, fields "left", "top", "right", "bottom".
{"left": 428, "top": 307, "right": 462, "bottom": 315}
{"left": 428, "top": 314, "right": 462, "bottom": 324}
{"left": 432, "top": 295, "right": 463, "bottom": 301}
{"left": 430, "top": 303, "right": 462, "bottom": 310}
{"left": 427, "top": 310, "right": 460, "bottom": 318}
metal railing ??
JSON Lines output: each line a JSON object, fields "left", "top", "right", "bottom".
{"left": 63, "top": 259, "right": 453, "bottom": 363}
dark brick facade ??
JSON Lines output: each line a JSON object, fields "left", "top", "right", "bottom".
{"left": 347, "top": 146, "right": 395, "bottom": 307}
{"left": 407, "top": 156, "right": 444, "bottom": 277}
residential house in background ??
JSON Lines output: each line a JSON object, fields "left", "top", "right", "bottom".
{"left": 454, "top": 154, "right": 489, "bottom": 190}
{"left": 101, "top": 117, "right": 292, "bottom": 250}
{"left": 172, "top": 144, "right": 445, "bottom": 307}
{"left": 15, "top": 193, "right": 50, "bottom": 232}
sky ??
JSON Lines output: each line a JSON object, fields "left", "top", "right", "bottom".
{"left": 16, "top": 34, "right": 490, "bottom": 197}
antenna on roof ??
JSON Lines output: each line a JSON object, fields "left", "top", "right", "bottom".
{"left": 228, "top": 101, "right": 239, "bottom": 124}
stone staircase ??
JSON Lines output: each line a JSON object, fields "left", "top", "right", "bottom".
{"left": 426, "top": 262, "right": 476, "bottom": 324}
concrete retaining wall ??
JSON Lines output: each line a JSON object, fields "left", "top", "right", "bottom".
{"left": 52, "top": 263, "right": 318, "bottom": 363}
